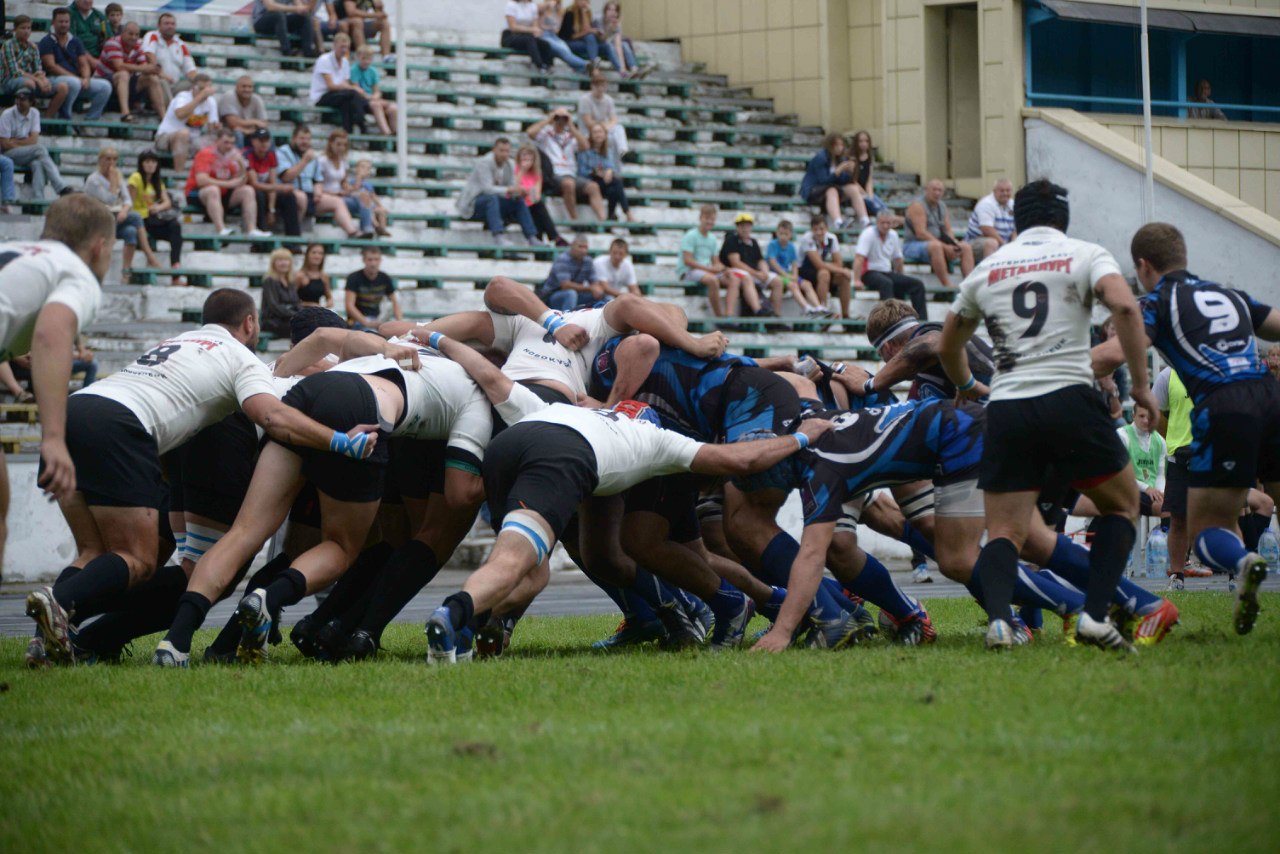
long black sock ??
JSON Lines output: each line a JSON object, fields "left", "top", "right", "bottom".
{"left": 356, "top": 540, "right": 439, "bottom": 638}
{"left": 52, "top": 553, "right": 131, "bottom": 621}
{"left": 310, "top": 541, "right": 395, "bottom": 629}
{"left": 443, "top": 591, "right": 474, "bottom": 631}
{"left": 1240, "top": 513, "right": 1270, "bottom": 552}
{"left": 164, "top": 591, "right": 213, "bottom": 655}
{"left": 76, "top": 564, "right": 189, "bottom": 654}
{"left": 263, "top": 568, "right": 308, "bottom": 614}
{"left": 973, "top": 538, "right": 1019, "bottom": 623}
{"left": 55, "top": 565, "right": 80, "bottom": 585}
{"left": 1086, "top": 515, "right": 1136, "bottom": 621}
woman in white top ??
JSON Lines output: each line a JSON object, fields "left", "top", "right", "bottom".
{"left": 317, "top": 130, "right": 375, "bottom": 238}
{"left": 83, "top": 147, "right": 160, "bottom": 282}
{"left": 501, "top": 0, "right": 553, "bottom": 71}
{"left": 309, "top": 32, "right": 368, "bottom": 133}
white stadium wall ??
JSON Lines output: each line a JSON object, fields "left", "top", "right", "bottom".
{"left": 1024, "top": 114, "right": 1280, "bottom": 306}
{"left": 6, "top": 461, "right": 78, "bottom": 580}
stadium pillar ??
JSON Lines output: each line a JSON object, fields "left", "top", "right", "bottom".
{"left": 1139, "top": 0, "right": 1155, "bottom": 222}
{"left": 395, "top": 0, "right": 408, "bottom": 182}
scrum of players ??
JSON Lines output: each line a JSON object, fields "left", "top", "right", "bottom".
{"left": 6, "top": 179, "right": 1279, "bottom": 668}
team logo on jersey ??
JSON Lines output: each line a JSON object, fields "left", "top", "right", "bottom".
{"left": 613, "top": 399, "right": 661, "bottom": 427}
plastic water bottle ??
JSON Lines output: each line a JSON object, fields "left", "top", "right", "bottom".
{"left": 1145, "top": 527, "right": 1169, "bottom": 579}
{"left": 1260, "top": 528, "right": 1280, "bottom": 573}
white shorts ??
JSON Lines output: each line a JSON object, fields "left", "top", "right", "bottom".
{"left": 834, "top": 489, "right": 883, "bottom": 536}
{"left": 894, "top": 482, "right": 935, "bottom": 522}
{"left": 935, "top": 478, "right": 984, "bottom": 518}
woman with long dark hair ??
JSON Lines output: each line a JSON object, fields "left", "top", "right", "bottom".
{"left": 578, "top": 123, "right": 633, "bottom": 221}
{"left": 293, "top": 242, "right": 334, "bottom": 307}
{"left": 127, "top": 149, "right": 186, "bottom": 285}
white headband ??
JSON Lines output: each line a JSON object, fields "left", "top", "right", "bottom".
{"left": 871, "top": 318, "right": 920, "bottom": 350}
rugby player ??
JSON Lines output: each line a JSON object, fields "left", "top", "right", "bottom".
{"left": 26, "top": 289, "right": 380, "bottom": 665}
{"left": 422, "top": 329, "right": 833, "bottom": 662}
{"left": 1094, "top": 222, "right": 1280, "bottom": 634}
{"left": 0, "top": 194, "right": 115, "bottom": 580}
{"left": 938, "top": 179, "right": 1158, "bottom": 651}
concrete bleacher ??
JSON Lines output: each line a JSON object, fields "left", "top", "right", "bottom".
{"left": 3, "top": 0, "right": 977, "bottom": 378}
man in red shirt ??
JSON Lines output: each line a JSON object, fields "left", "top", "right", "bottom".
{"left": 243, "top": 127, "right": 301, "bottom": 236}
{"left": 96, "top": 20, "right": 161, "bottom": 121}
{"left": 185, "top": 127, "right": 268, "bottom": 237}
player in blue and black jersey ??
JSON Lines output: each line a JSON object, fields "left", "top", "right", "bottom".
{"left": 1096, "top": 223, "right": 1280, "bottom": 635}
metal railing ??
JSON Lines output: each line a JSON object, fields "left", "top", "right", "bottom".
{"left": 1026, "top": 91, "right": 1280, "bottom": 119}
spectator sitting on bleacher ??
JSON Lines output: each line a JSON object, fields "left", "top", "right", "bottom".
{"left": 350, "top": 44, "right": 396, "bottom": 136}
{"left": 1, "top": 16, "right": 52, "bottom": 101}
{"left": 538, "top": 233, "right": 600, "bottom": 311}
{"left": 719, "top": 212, "right": 772, "bottom": 316}
{"left": 84, "top": 145, "right": 160, "bottom": 282}
{"left": 185, "top": 126, "right": 269, "bottom": 237}
{"left": 38, "top": 7, "right": 112, "bottom": 121}
{"left": 102, "top": 3, "right": 122, "bottom": 39}
{"left": 311, "top": 2, "right": 352, "bottom": 51}
{"left": 318, "top": 128, "right": 375, "bottom": 238}
{"left": 798, "top": 213, "right": 852, "bottom": 322}
{"left": 338, "top": 0, "right": 394, "bottom": 65}
{"left": 849, "top": 130, "right": 899, "bottom": 225}
{"left": 344, "top": 244, "right": 401, "bottom": 330}
{"left": 0, "top": 149, "right": 15, "bottom": 213}
{"left": 577, "top": 72, "right": 630, "bottom": 164}
{"left": 310, "top": 32, "right": 367, "bottom": 134}
{"left": 766, "top": 219, "right": 827, "bottom": 317}
{"left": 244, "top": 127, "right": 302, "bottom": 237}
{"left": 537, "top": 0, "right": 590, "bottom": 74}
{"left": 295, "top": 241, "right": 334, "bottom": 307}
{"left": 69, "top": 0, "right": 108, "bottom": 61}
{"left": 578, "top": 124, "right": 632, "bottom": 222}
{"left": 0, "top": 88, "right": 72, "bottom": 198}
{"left": 261, "top": 247, "right": 302, "bottom": 338}
{"left": 529, "top": 107, "right": 604, "bottom": 221}
{"left": 800, "top": 132, "right": 870, "bottom": 231}
{"left": 1189, "top": 79, "right": 1227, "bottom": 121}
{"left": 597, "top": 2, "right": 642, "bottom": 78}
{"left": 854, "top": 209, "right": 926, "bottom": 318}
{"left": 96, "top": 20, "right": 163, "bottom": 122}
{"left": 502, "top": 0, "right": 554, "bottom": 72}
{"left": 9, "top": 337, "right": 97, "bottom": 390}
{"left": 0, "top": 360, "right": 34, "bottom": 401}
{"left": 217, "top": 75, "right": 268, "bottom": 147}
{"left": 677, "top": 204, "right": 737, "bottom": 319}
{"left": 902, "top": 178, "right": 973, "bottom": 288}
{"left": 593, "top": 237, "right": 639, "bottom": 297}
{"left": 154, "top": 72, "right": 217, "bottom": 174}
{"left": 963, "top": 177, "right": 1014, "bottom": 261}
{"left": 141, "top": 12, "right": 197, "bottom": 110}
{"left": 563, "top": 0, "right": 604, "bottom": 73}
{"left": 127, "top": 149, "right": 185, "bottom": 285}
{"left": 513, "top": 142, "right": 566, "bottom": 246}
{"left": 278, "top": 122, "right": 355, "bottom": 236}
{"left": 253, "top": 0, "right": 318, "bottom": 58}
{"left": 351, "top": 158, "right": 389, "bottom": 236}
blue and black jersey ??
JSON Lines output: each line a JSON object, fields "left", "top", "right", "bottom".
{"left": 796, "top": 399, "right": 985, "bottom": 526}
{"left": 906, "top": 321, "right": 996, "bottom": 403}
{"left": 1140, "top": 270, "right": 1273, "bottom": 405}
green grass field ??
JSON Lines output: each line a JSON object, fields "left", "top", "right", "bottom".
{"left": 2, "top": 592, "right": 1278, "bottom": 853}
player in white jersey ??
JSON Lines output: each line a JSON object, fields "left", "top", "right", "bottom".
{"left": 0, "top": 195, "right": 115, "bottom": 583}
{"left": 26, "top": 290, "right": 381, "bottom": 665}
{"left": 938, "top": 179, "right": 1158, "bottom": 652}
{"left": 418, "top": 329, "right": 833, "bottom": 662}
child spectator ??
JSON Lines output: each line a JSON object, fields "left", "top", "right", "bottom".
{"left": 243, "top": 127, "right": 302, "bottom": 236}
{"left": 344, "top": 245, "right": 400, "bottom": 330}
{"left": 718, "top": 212, "right": 770, "bottom": 316}
{"left": 798, "top": 213, "right": 853, "bottom": 321}
{"left": 154, "top": 73, "right": 218, "bottom": 174}
{"left": 352, "top": 158, "right": 390, "bottom": 236}
{"left": 84, "top": 146, "right": 159, "bottom": 283}
{"left": 578, "top": 123, "right": 632, "bottom": 222}
{"left": 767, "top": 219, "right": 827, "bottom": 317}
{"left": 260, "top": 247, "right": 302, "bottom": 337}
{"left": 1, "top": 16, "right": 51, "bottom": 102}
{"left": 513, "top": 142, "right": 565, "bottom": 246}
{"left": 294, "top": 242, "right": 334, "bottom": 307}
{"left": 350, "top": 44, "right": 397, "bottom": 135}
{"left": 676, "top": 204, "right": 738, "bottom": 319}
{"left": 593, "top": 237, "right": 639, "bottom": 296}
{"left": 127, "top": 149, "right": 185, "bottom": 285}
{"left": 577, "top": 72, "right": 629, "bottom": 165}
{"left": 103, "top": 3, "right": 123, "bottom": 38}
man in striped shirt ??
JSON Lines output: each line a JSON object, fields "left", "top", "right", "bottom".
{"left": 95, "top": 20, "right": 162, "bottom": 120}
{"left": 965, "top": 178, "right": 1016, "bottom": 262}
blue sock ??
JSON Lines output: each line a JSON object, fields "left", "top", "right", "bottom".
{"left": 630, "top": 566, "right": 678, "bottom": 612}
{"left": 901, "top": 522, "right": 936, "bottom": 561}
{"left": 821, "top": 576, "right": 858, "bottom": 611}
{"left": 845, "top": 553, "right": 916, "bottom": 620}
{"left": 758, "top": 531, "right": 798, "bottom": 586}
{"left": 709, "top": 579, "right": 747, "bottom": 622}
{"left": 581, "top": 565, "right": 658, "bottom": 623}
{"left": 1013, "top": 562, "right": 1084, "bottom": 615}
{"left": 1047, "top": 533, "right": 1161, "bottom": 616}
{"left": 1195, "top": 527, "right": 1249, "bottom": 574}
{"left": 758, "top": 586, "right": 787, "bottom": 622}
{"left": 1019, "top": 606, "right": 1044, "bottom": 631}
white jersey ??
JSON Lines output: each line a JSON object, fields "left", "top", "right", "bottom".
{"left": 328, "top": 339, "right": 492, "bottom": 462}
{"left": 498, "top": 384, "right": 702, "bottom": 495}
{"left": 951, "top": 226, "right": 1121, "bottom": 401}
{"left": 0, "top": 241, "right": 101, "bottom": 361}
{"left": 489, "top": 308, "right": 622, "bottom": 399}
{"left": 77, "top": 324, "right": 277, "bottom": 454}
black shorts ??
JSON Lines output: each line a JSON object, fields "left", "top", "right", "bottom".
{"left": 482, "top": 422, "right": 598, "bottom": 542}
{"left": 623, "top": 473, "right": 700, "bottom": 544}
{"left": 289, "top": 482, "right": 322, "bottom": 528}
{"left": 164, "top": 412, "right": 258, "bottom": 525}
{"left": 60, "top": 394, "right": 166, "bottom": 509}
{"left": 980, "top": 385, "right": 1129, "bottom": 493}
{"left": 1163, "top": 448, "right": 1190, "bottom": 517}
{"left": 1187, "top": 379, "right": 1280, "bottom": 489}
{"left": 278, "top": 371, "right": 390, "bottom": 502}
{"left": 386, "top": 437, "right": 447, "bottom": 503}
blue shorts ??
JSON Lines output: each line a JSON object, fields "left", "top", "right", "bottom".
{"left": 903, "top": 240, "right": 932, "bottom": 264}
